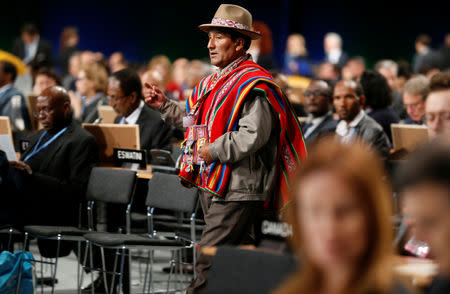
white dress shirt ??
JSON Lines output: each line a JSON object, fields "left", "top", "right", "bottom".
{"left": 23, "top": 36, "right": 40, "bottom": 64}
{"left": 336, "top": 110, "right": 365, "bottom": 144}
{"left": 303, "top": 112, "right": 330, "bottom": 138}
{"left": 121, "top": 100, "right": 144, "bottom": 125}
{"left": 327, "top": 48, "right": 342, "bottom": 65}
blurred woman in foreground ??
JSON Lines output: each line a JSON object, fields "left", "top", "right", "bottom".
{"left": 274, "top": 137, "right": 410, "bottom": 294}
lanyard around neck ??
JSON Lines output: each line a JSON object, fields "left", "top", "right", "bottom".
{"left": 23, "top": 127, "right": 68, "bottom": 162}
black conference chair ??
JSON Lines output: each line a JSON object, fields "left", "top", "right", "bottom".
{"left": 83, "top": 172, "right": 199, "bottom": 294}
{"left": 206, "top": 246, "right": 298, "bottom": 294}
{"left": 0, "top": 225, "right": 23, "bottom": 252}
{"left": 16, "top": 167, "right": 137, "bottom": 294}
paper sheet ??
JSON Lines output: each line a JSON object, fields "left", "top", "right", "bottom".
{"left": 0, "top": 134, "right": 18, "bottom": 161}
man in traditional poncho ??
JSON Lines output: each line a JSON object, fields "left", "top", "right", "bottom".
{"left": 144, "top": 4, "right": 307, "bottom": 293}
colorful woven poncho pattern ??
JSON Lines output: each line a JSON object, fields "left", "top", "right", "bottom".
{"left": 179, "top": 60, "right": 307, "bottom": 209}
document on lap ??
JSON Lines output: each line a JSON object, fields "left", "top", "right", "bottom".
{"left": 0, "top": 134, "right": 18, "bottom": 161}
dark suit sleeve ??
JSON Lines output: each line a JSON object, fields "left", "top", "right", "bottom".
{"left": 372, "top": 129, "right": 391, "bottom": 159}
{"left": 30, "top": 135, "right": 99, "bottom": 201}
{"left": 12, "top": 39, "right": 24, "bottom": 59}
{"left": 148, "top": 120, "right": 173, "bottom": 151}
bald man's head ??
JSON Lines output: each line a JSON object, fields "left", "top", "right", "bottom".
{"left": 36, "top": 86, "right": 71, "bottom": 130}
{"left": 333, "top": 80, "right": 365, "bottom": 122}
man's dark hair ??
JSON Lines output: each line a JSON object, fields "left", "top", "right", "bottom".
{"left": 360, "top": 70, "right": 392, "bottom": 109}
{"left": 396, "top": 139, "right": 450, "bottom": 194}
{"left": 217, "top": 28, "right": 252, "bottom": 51}
{"left": 111, "top": 68, "right": 143, "bottom": 100}
{"left": 34, "top": 67, "right": 62, "bottom": 86}
{"left": 429, "top": 71, "right": 450, "bottom": 93}
{"left": 0, "top": 61, "right": 18, "bottom": 82}
{"left": 397, "top": 60, "right": 412, "bottom": 79}
{"left": 415, "top": 34, "right": 431, "bottom": 46}
{"left": 21, "top": 23, "right": 39, "bottom": 35}
{"left": 349, "top": 56, "right": 366, "bottom": 67}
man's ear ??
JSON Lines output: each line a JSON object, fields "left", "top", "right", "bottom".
{"left": 130, "top": 92, "right": 138, "bottom": 104}
{"left": 63, "top": 101, "right": 71, "bottom": 115}
{"left": 235, "top": 38, "right": 245, "bottom": 52}
{"left": 360, "top": 95, "right": 366, "bottom": 107}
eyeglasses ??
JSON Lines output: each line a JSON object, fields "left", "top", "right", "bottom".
{"left": 304, "top": 90, "right": 328, "bottom": 98}
{"left": 109, "top": 95, "right": 128, "bottom": 103}
{"left": 33, "top": 108, "right": 52, "bottom": 118}
{"left": 404, "top": 101, "right": 424, "bottom": 110}
{"left": 424, "top": 111, "right": 450, "bottom": 123}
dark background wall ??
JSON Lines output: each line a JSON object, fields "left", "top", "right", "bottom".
{"left": 1, "top": 0, "right": 449, "bottom": 70}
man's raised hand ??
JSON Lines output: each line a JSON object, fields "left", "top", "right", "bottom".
{"left": 143, "top": 83, "right": 166, "bottom": 109}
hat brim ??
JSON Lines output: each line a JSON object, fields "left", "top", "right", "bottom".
{"left": 199, "top": 24, "right": 261, "bottom": 40}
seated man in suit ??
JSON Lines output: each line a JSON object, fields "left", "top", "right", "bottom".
{"left": 302, "top": 79, "right": 337, "bottom": 145}
{"left": 109, "top": 68, "right": 173, "bottom": 151}
{"left": 333, "top": 80, "right": 391, "bottom": 158}
{"left": 12, "top": 23, "right": 53, "bottom": 67}
{"left": 8, "top": 86, "right": 99, "bottom": 226}
{"left": 402, "top": 75, "right": 429, "bottom": 125}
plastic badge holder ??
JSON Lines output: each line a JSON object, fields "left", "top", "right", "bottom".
{"left": 182, "top": 125, "right": 209, "bottom": 172}
{"left": 404, "top": 236, "right": 430, "bottom": 258}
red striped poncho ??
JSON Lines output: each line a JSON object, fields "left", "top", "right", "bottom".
{"left": 179, "top": 60, "right": 307, "bottom": 209}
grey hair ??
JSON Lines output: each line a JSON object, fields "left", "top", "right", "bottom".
{"left": 403, "top": 75, "right": 430, "bottom": 100}
{"left": 324, "top": 32, "right": 342, "bottom": 47}
{"left": 375, "top": 60, "right": 398, "bottom": 76}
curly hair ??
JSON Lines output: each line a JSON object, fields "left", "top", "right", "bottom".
{"left": 429, "top": 71, "right": 450, "bottom": 93}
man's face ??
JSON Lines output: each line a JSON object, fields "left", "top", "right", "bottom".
{"left": 317, "top": 63, "right": 339, "bottom": 81}
{"left": 425, "top": 90, "right": 450, "bottom": 139}
{"left": 108, "top": 78, "right": 136, "bottom": 117}
{"left": 333, "top": 82, "right": 363, "bottom": 122}
{"left": 75, "top": 70, "right": 95, "bottom": 96}
{"left": 35, "top": 94, "right": 68, "bottom": 130}
{"left": 34, "top": 74, "right": 57, "bottom": 95}
{"left": 0, "top": 63, "right": 7, "bottom": 86}
{"left": 378, "top": 67, "right": 397, "bottom": 91}
{"left": 403, "top": 92, "right": 426, "bottom": 123}
{"left": 21, "top": 32, "right": 35, "bottom": 44}
{"left": 402, "top": 183, "right": 450, "bottom": 273}
{"left": 304, "top": 81, "right": 330, "bottom": 117}
{"left": 207, "top": 30, "right": 242, "bottom": 69}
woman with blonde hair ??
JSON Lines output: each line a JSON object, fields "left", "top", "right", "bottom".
{"left": 283, "top": 33, "right": 312, "bottom": 77}
{"left": 72, "top": 62, "right": 109, "bottom": 123}
{"left": 274, "top": 137, "right": 410, "bottom": 294}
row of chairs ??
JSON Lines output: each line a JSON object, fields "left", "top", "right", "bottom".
{"left": 11, "top": 167, "right": 202, "bottom": 294}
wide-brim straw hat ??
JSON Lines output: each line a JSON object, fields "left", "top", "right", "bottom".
{"left": 199, "top": 4, "right": 261, "bottom": 40}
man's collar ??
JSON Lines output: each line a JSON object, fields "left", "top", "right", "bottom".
{"left": 218, "top": 53, "right": 251, "bottom": 74}
{"left": 124, "top": 100, "right": 144, "bottom": 125}
{"left": 0, "top": 83, "right": 13, "bottom": 95}
{"left": 307, "top": 111, "right": 331, "bottom": 124}
{"left": 348, "top": 110, "right": 366, "bottom": 127}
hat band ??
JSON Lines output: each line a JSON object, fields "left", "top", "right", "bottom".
{"left": 211, "top": 17, "right": 250, "bottom": 31}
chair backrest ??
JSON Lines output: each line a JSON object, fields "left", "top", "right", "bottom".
{"left": 206, "top": 246, "right": 298, "bottom": 294}
{"left": 145, "top": 172, "right": 198, "bottom": 213}
{"left": 86, "top": 167, "right": 137, "bottom": 204}
{"left": 0, "top": 116, "right": 13, "bottom": 143}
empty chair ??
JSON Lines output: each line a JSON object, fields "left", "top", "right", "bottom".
{"left": 83, "top": 172, "right": 199, "bottom": 294}
{"left": 206, "top": 246, "right": 297, "bottom": 294}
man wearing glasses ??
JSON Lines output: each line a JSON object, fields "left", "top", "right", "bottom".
{"left": 302, "top": 79, "right": 337, "bottom": 145}
{"left": 108, "top": 68, "right": 173, "bottom": 152}
{"left": 8, "top": 85, "right": 98, "bottom": 228}
{"left": 402, "top": 75, "right": 429, "bottom": 125}
{"left": 425, "top": 72, "right": 450, "bottom": 139}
